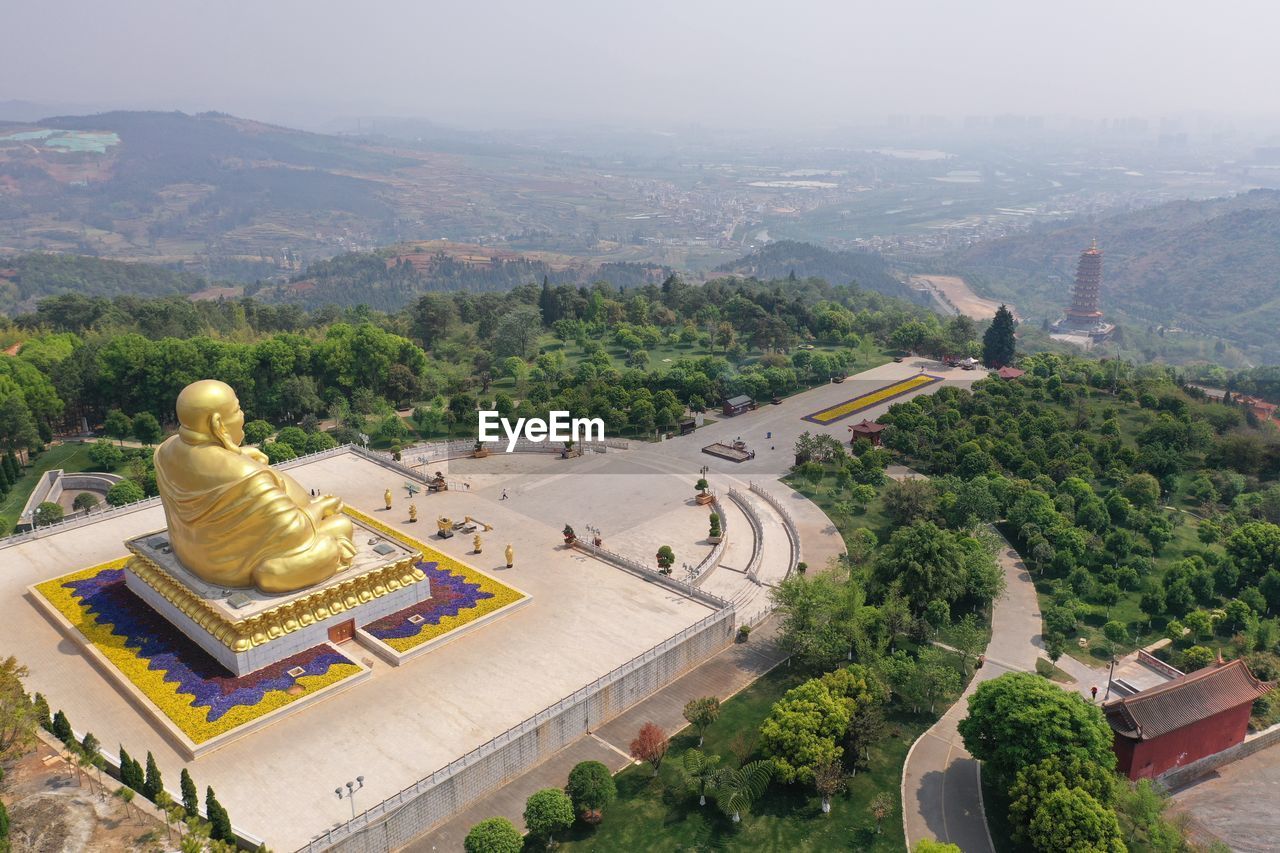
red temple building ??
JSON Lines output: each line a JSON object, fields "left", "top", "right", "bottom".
{"left": 1103, "top": 658, "right": 1273, "bottom": 780}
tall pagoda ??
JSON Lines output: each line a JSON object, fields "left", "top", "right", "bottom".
{"left": 1065, "top": 239, "right": 1104, "bottom": 327}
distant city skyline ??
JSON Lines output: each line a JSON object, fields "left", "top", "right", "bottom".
{"left": 4, "top": 0, "right": 1280, "bottom": 133}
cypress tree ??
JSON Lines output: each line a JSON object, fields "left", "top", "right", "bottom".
{"left": 180, "top": 768, "right": 198, "bottom": 818}
{"left": 207, "top": 786, "right": 233, "bottom": 842}
{"left": 982, "top": 304, "right": 1017, "bottom": 368}
{"left": 32, "top": 693, "right": 51, "bottom": 731}
{"left": 131, "top": 757, "right": 145, "bottom": 791}
{"left": 118, "top": 746, "right": 133, "bottom": 785}
{"left": 143, "top": 751, "right": 163, "bottom": 802}
{"left": 51, "top": 709, "right": 73, "bottom": 745}
{"left": 538, "top": 276, "right": 558, "bottom": 324}
{"left": 119, "top": 746, "right": 144, "bottom": 791}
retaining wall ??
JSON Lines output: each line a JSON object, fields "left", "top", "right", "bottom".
{"left": 299, "top": 607, "right": 735, "bottom": 852}
{"left": 1158, "top": 722, "right": 1280, "bottom": 791}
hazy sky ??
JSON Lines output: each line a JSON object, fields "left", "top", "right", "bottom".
{"left": 6, "top": 0, "right": 1279, "bottom": 130}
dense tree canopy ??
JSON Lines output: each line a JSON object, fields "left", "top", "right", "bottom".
{"left": 958, "top": 673, "right": 1116, "bottom": 785}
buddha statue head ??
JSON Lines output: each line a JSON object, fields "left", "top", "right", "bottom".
{"left": 175, "top": 379, "right": 248, "bottom": 452}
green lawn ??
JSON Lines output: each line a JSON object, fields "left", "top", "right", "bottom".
{"left": 0, "top": 442, "right": 103, "bottom": 533}
{"left": 555, "top": 667, "right": 925, "bottom": 853}
{"left": 782, "top": 471, "right": 897, "bottom": 549}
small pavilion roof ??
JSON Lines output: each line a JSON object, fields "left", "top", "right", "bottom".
{"left": 996, "top": 366, "right": 1025, "bottom": 379}
{"left": 848, "top": 419, "right": 885, "bottom": 434}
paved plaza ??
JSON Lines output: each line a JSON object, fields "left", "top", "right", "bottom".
{"left": 7, "top": 451, "right": 715, "bottom": 850}
{"left": 1170, "top": 743, "right": 1280, "bottom": 852}
{"left": 3, "top": 356, "right": 976, "bottom": 849}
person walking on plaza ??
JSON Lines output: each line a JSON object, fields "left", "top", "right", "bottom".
{"left": 500, "top": 489, "right": 508, "bottom": 500}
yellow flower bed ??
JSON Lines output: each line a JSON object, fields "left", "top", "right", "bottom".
{"left": 35, "top": 559, "right": 362, "bottom": 744}
{"left": 350, "top": 509, "right": 526, "bottom": 653}
{"left": 805, "top": 374, "right": 941, "bottom": 424}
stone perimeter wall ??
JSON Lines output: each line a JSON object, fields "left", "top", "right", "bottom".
{"left": 300, "top": 606, "right": 735, "bottom": 853}
{"left": 1157, "top": 721, "right": 1280, "bottom": 791}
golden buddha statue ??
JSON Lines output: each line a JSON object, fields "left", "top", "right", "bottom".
{"left": 154, "top": 380, "right": 356, "bottom": 594}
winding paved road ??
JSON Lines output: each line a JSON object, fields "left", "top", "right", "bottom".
{"left": 901, "top": 533, "right": 1045, "bottom": 851}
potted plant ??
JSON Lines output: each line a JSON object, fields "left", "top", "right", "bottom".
{"left": 472, "top": 440, "right": 490, "bottom": 459}
{"left": 563, "top": 524, "right": 576, "bottom": 545}
{"left": 707, "top": 511, "right": 723, "bottom": 544}
{"left": 737, "top": 624, "right": 752, "bottom": 642}
{"left": 796, "top": 561, "right": 808, "bottom": 575}
{"left": 656, "top": 545, "right": 675, "bottom": 574}
{"left": 695, "top": 478, "right": 714, "bottom": 506}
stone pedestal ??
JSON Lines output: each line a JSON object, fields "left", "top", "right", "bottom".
{"left": 123, "top": 517, "right": 431, "bottom": 676}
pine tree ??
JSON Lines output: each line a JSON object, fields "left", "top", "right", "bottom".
{"left": 143, "top": 751, "right": 163, "bottom": 802}
{"left": 51, "top": 709, "right": 73, "bottom": 745}
{"left": 180, "top": 768, "right": 198, "bottom": 818}
{"left": 983, "top": 304, "right": 1017, "bottom": 368}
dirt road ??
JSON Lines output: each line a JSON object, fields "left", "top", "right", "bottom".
{"left": 910, "top": 274, "right": 1014, "bottom": 321}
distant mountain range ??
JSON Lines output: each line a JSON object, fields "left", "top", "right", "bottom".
{"left": 948, "top": 189, "right": 1280, "bottom": 357}
{"left": 0, "top": 109, "right": 698, "bottom": 277}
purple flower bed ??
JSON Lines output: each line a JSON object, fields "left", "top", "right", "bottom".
{"left": 64, "top": 568, "right": 354, "bottom": 723}
{"left": 365, "top": 560, "right": 493, "bottom": 641}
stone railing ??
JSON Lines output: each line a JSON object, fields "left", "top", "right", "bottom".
{"left": 0, "top": 444, "right": 354, "bottom": 549}
{"left": 1137, "top": 649, "right": 1184, "bottom": 680}
{"left": 689, "top": 497, "right": 728, "bottom": 587}
{"left": 728, "top": 488, "right": 764, "bottom": 585}
{"left": 398, "top": 437, "right": 619, "bottom": 467}
{"left": 748, "top": 482, "right": 800, "bottom": 578}
{"left": 571, "top": 537, "right": 731, "bottom": 611}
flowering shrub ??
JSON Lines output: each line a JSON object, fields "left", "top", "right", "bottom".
{"left": 803, "top": 374, "right": 942, "bottom": 425}
{"left": 35, "top": 560, "right": 360, "bottom": 743}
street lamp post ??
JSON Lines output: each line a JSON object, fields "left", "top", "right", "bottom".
{"left": 335, "top": 776, "right": 365, "bottom": 821}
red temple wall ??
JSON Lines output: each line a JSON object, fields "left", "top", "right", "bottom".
{"left": 1114, "top": 704, "right": 1254, "bottom": 780}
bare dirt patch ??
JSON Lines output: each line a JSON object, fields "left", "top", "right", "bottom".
{"left": 910, "top": 274, "right": 1015, "bottom": 321}
{"left": 2, "top": 740, "right": 166, "bottom": 852}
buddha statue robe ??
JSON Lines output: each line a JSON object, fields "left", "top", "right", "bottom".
{"left": 153, "top": 380, "right": 356, "bottom": 593}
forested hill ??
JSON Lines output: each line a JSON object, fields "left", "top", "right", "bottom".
{"left": 716, "top": 241, "right": 907, "bottom": 298}
{"left": 949, "top": 189, "right": 1280, "bottom": 357}
{"left": 0, "top": 253, "right": 204, "bottom": 312}
{"left": 263, "top": 249, "right": 673, "bottom": 311}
